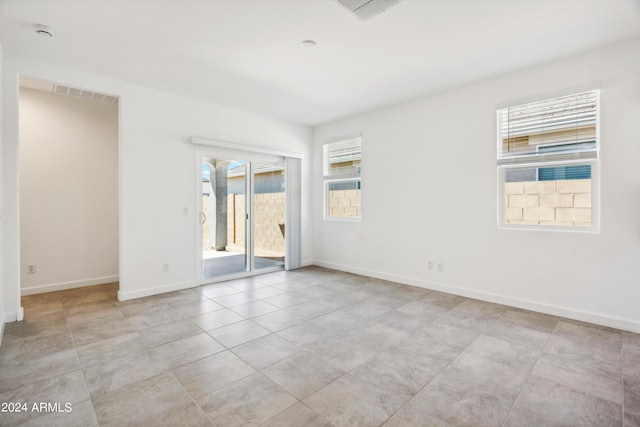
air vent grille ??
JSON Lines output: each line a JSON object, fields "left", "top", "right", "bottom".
{"left": 53, "top": 84, "right": 118, "bottom": 104}
{"left": 336, "top": 0, "right": 403, "bottom": 21}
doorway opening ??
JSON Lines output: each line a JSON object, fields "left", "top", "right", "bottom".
{"left": 201, "top": 157, "right": 285, "bottom": 282}
{"left": 18, "top": 76, "right": 120, "bottom": 303}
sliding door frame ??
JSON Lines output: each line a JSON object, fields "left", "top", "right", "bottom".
{"left": 193, "top": 138, "right": 302, "bottom": 285}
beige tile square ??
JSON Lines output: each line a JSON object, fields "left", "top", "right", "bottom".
{"left": 261, "top": 403, "right": 331, "bottom": 427}
{"left": 198, "top": 373, "right": 296, "bottom": 427}
{"left": 206, "top": 321, "right": 270, "bottom": 348}
{"left": 139, "top": 319, "right": 202, "bottom": 347}
{"left": 231, "top": 333, "right": 300, "bottom": 370}
{"left": 154, "top": 333, "right": 225, "bottom": 369}
{"left": 173, "top": 351, "right": 255, "bottom": 399}
{"left": 0, "top": 349, "right": 80, "bottom": 391}
{"left": 190, "top": 309, "right": 244, "bottom": 331}
{"left": 76, "top": 332, "right": 149, "bottom": 367}
{"left": 93, "top": 372, "right": 193, "bottom": 427}
{"left": 504, "top": 376, "right": 621, "bottom": 426}
{"left": 19, "top": 399, "right": 98, "bottom": 427}
{"left": 83, "top": 348, "right": 166, "bottom": 398}
{"left": 68, "top": 315, "right": 135, "bottom": 347}
{"left": 0, "top": 371, "right": 90, "bottom": 425}
{"left": 263, "top": 351, "right": 345, "bottom": 399}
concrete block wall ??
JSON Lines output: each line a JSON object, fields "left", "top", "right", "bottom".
{"left": 505, "top": 179, "right": 592, "bottom": 227}
{"left": 229, "top": 194, "right": 246, "bottom": 251}
{"left": 202, "top": 195, "right": 211, "bottom": 249}
{"left": 329, "top": 189, "right": 361, "bottom": 218}
{"left": 228, "top": 193, "right": 285, "bottom": 255}
{"left": 253, "top": 193, "right": 285, "bottom": 254}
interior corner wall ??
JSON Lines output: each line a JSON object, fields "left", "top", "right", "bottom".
{"left": 312, "top": 37, "right": 640, "bottom": 332}
{"left": 2, "top": 55, "right": 312, "bottom": 312}
{"left": 19, "top": 88, "right": 119, "bottom": 294}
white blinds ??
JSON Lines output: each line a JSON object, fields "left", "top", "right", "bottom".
{"left": 324, "top": 135, "right": 362, "bottom": 176}
{"left": 497, "top": 90, "right": 599, "bottom": 165}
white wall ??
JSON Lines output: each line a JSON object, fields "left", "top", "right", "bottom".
{"left": 2, "top": 55, "right": 312, "bottom": 319}
{"left": 19, "top": 88, "right": 119, "bottom": 294}
{"left": 313, "top": 38, "right": 640, "bottom": 332}
{"left": 0, "top": 40, "right": 5, "bottom": 334}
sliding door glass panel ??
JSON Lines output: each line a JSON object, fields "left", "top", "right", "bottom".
{"left": 252, "top": 161, "right": 285, "bottom": 271}
{"left": 202, "top": 158, "right": 247, "bottom": 280}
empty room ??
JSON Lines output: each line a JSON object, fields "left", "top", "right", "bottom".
{"left": 1, "top": 0, "right": 639, "bottom": 426}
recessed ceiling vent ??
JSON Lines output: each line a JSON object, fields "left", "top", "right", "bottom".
{"left": 53, "top": 84, "right": 118, "bottom": 104}
{"left": 335, "top": 0, "right": 404, "bottom": 21}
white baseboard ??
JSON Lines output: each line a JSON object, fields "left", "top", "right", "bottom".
{"left": 118, "top": 280, "right": 197, "bottom": 301}
{"left": 301, "top": 259, "right": 314, "bottom": 267}
{"left": 313, "top": 259, "right": 640, "bottom": 334}
{"left": 21, "top": 275, "right": 119, "bottom": 296}
{"left": 4, "top": 307, "right": 24, "bottom": 323}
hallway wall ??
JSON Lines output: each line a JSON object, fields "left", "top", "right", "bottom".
{"left": 19, "top": 88, "right": 119, "bottom": 294}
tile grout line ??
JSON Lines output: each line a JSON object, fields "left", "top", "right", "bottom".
{"left": 621, "top": 339, "right": 625, "bottom": 426}
{"left": 499, "top": 318, "right": 559, "bottom": 427}
{"left": 257, "top": 300, "right": 408, "bottom": 421}
{"left": 143, "top": 294, "right": 277, "bottom": 424}
{"left": 165, "top": 358, "right": 218, "bottom": 426}
{"left": 253, "top": 374, "right": 303, "bottom": 426}
{"left": 59, "top": 295, "right": 93, "bottom": 424}
{"left": 124, "top": 312, "right": 218, "bottom": 425}
{"left": 373, "top": 319, "right": 470, "bottom": 424}
{"left": 82, "top": 294, "right": 181, "bottom": 424}
{"left": 309, "top": 300, "right": 469, "bottom": 425}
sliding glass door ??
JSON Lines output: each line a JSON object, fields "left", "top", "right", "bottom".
{"left": 200, "top": 156, "right": 285, "bottom": 282}
{"left": 252, "top": 161, "right": 286, "bottom": 271}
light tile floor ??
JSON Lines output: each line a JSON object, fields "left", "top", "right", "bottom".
{"left": 1, "top": 266, "right": 639, "bottom": 426}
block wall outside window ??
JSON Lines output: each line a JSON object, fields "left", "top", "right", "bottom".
{"left": 504, "top": 177, "right": 592, "bottom": 227}
{"left": 497, "top": 90, "right": 599, "bottom": 231}
{"left": 323, "top": 135, "right": 362, "bottom": 220}
{"left": 327, "top": 181, "right": 361, "bottom": 219}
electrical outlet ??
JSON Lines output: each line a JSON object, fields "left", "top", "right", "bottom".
{"left": 27, "top": 263, "right": 37, "bottom": 274}
{"left": 427, "top": 260, "right": 434, "bottom": 270}
{"left": 162, "top": 263, "right": 169, "bottom": 272}
{"left": 437, "top": 262, "right": 444, "bottom": 272}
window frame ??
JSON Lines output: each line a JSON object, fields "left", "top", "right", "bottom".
{"left": 322, "top": 135, "right": 362, "bottom": 222}
{"left": 496, "top": 90, "right": 600, "bottom": 233}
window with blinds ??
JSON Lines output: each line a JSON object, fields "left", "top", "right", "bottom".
{"left": 497, "top": 90, "right": 599, "bottom": 231}
{"left": 498, "top": 90, "right": 598, "bottom": 163}
{"left": 323, "top": 135, "right": 362, "bottom": 220}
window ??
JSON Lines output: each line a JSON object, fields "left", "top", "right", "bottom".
{"left": 497, "top": 90, "right": 599, "bottom": 231}
{"left": 323, "top": 135, "right": 362, "bottom": 220}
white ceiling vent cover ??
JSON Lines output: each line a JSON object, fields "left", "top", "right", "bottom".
{"left": 53, "top": 84, "right": 118, "bottom": 104}
{"left": 336, "top": 0, "right": 404, "bottom": 21}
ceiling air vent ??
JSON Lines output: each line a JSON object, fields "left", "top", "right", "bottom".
{"left": 52, "top": 84, "right": 118, "bottom": 104}
{"left": 335, "top": 0, "right": 404, "bottom": 21}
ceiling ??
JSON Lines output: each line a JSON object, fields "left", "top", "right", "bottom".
{"left": 1, "top": 0, "right": 639, "bottom": 126}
